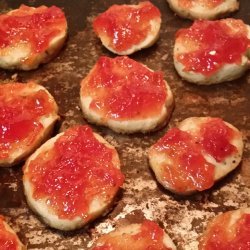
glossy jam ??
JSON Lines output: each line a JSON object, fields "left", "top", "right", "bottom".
{"left": 200, "top": 118, "right": 237, "bottom": 162}
{"left": 0, "top": 83, "right": 54, "bottom": 159}
{"left": 0, "top": 217, "right": 18, "bottom": 250}
{"left": 153, "top": 128, "right": 215, "bottom": 192}
{"left": 82, "top": 56, "right": 167, "bottom": 120}
{"left": 93, "top": 1, "right": 160, "bottom": 52}
{"left": 27, "top": 126, "right": 124, "bottom": 220}
{"left": 0, "top": 5, "right": 66, "bottom": 53}
{"left": 92, "top": 220, "right": 171, "bottom": 250}
{"left": 179, "top": 0, "right": 223, "bottom": 9}
{"left": 176, "top": 20, "right": 249, "bottom": 76}
{"left": 200, "top": 212, "right": 250, "bottom": 250}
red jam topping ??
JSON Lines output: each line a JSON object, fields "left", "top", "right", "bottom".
{"left": 82, "top": 56, "right": 167, "bottom": 120}
{"left": 176, "top": 19, "right": 249, "bottom": 76}
{"left": 179, "top": 0, "right": 224, "bottom": 9}
{"left": 0, "top": 217, "right": 19, "bottom": 250}
{"left": 26, "top": 125, "right": 124, "bottom": 220}
{"left": 92, "top": 220, "right": 172, "bottom": 250}
{"left": 152, "top": 128, "right": 215, "bottom": 192}
{"left": 0, "top": 5, "right": 66, "bottom": 53}
{"left": 93, "top": 1, "right": 161, "bottom": 52}
{"left": 200, "top": 118, "right": 237, "bottom": 162}
{"left": 200, "top": 212, "right": 250, "bottom": 250}
{"left": 0, "top": 83, "right": 55, "bottom": 159}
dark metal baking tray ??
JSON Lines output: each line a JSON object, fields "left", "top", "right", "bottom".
{"left": 0, "top": 0, "right": 249, "bottom": 249}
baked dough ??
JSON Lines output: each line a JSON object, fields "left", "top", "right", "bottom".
{"left": 0, "top": 215, "right": 25, "bottom": 250}
{"left": 174, "top": 19, "right": 250, "bottom": 85}
{"left": 148, "top": 117, "right": 243, "bottom": 195}
{"left": 199, "top": 208, "right": 250, "bottom": 249}
{"left": 0, "top": 82, "right": 59, "bottom": 167}
{"left": 91, "top": 220, "right": 176, "bottom": 250}
{"left": 23, "top": 125, "right": 124, "bottom": 231}
{"left": 0, "top": 5, "right": 67, "bottom": 70}
{"left": 167, "top": 0, "right": 239, "bottom": 20}
{"left": 80, "top": 56, "right": 174, "bottom": 134}
{"left": 93, "top": 1, "right": 161, "bottom": 55}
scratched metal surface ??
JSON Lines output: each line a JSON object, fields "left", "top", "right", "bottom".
{"left": 0, "top": 0, "right": 249, "bottom": 249}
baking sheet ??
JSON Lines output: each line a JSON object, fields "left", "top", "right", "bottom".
{"left": 0, "top": 0, "right": 249, "bottom": 249}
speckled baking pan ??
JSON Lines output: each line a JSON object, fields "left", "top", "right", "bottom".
{"left": 0, "top": 0, "right": 249, "bottom": 249}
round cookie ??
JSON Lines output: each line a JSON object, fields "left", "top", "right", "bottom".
{"left": 80, "top": 56, "right": 174, "bottom": 134}
{"left": 174, "top": 19, "right": 250, "bottom": 85}
{"left": 199, "top": 208, "right": 250, "bottom": 249}
{"left": 148, "top": 117, "right": 243, "bottom": 195}
{"left": 0, "top": 82, "right": 59, "bottom": 167}
{"left": 0, "top": 215, "right": 25, "bottom": 250}
{"left": 91, "top": 220, "right": 176, "bottom": 250}
{"left": 166, "top": 0, "right": 239, "bottom": 20}
{"left": 93, "top": 1, "right": 161, "bottom": 55}
{"left": 0, "top": 5, "right": 67, "bottom": 70}
{"left": 23, "top": 125, "right": 124, "bottom": 231}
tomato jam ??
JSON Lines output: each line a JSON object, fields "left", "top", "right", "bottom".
{"left": 176, "top": 19, "right": 249, "bottom": 76}
{"left": 93, "top": 1, "right": 160, "bottom": 52}
{"left": 26, "top": 125, "right": 124, "bottom": 220}
{"left": 200, "top": 118, "right": 237, "bottom": 162}
{"left": 152, "top": 128, "right": 215, "bottom": 192}
{"left": 199, "top": 211, "right": 250, "bottom": 250}
{"left": 82, "top": 56, "right": 167, "bottom": 120}
{"left": 0, "top": 5, "right": 66, "bottom": 53}
{"left": 0, "top": 83, "right": 55, "bottom": 159}
{"left": 0, "top": 217, "right": 19, "bottom": 250}
{"left": 92, "top": 220, "right": 172, "bottom": 250}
